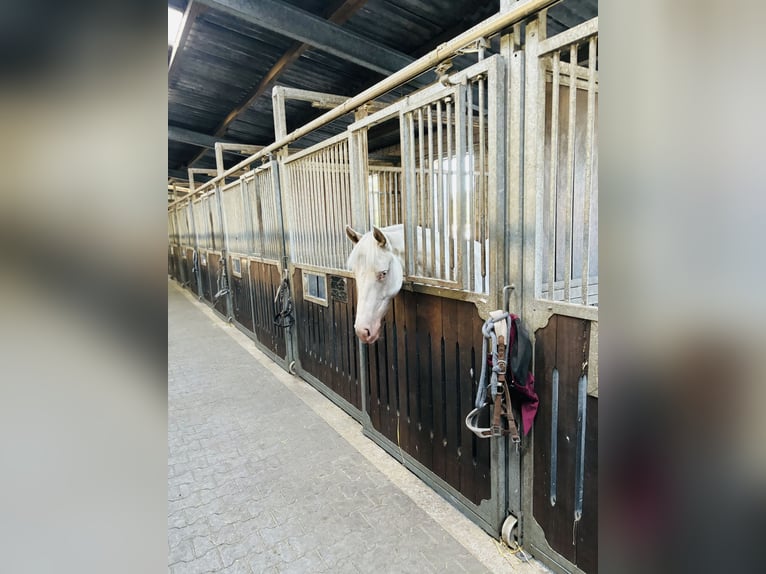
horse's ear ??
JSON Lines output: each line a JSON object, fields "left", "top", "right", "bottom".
{"left": 372, "top": 226, "right": 387, "bottom": 247}
{"left": 346, "top": 225, "right": 362, "bottom": 244}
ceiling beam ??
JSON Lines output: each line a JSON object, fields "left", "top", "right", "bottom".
{"left": 197, "top": 0, "right": 413, "bottom": 76}
{"left": 185, "top": 0, "right": 369, "bottom": 170}
{"left": 168, "top": 168, "right": 191, "bottom": 181}
{"left": 169, "top": 125, "right": 243, "bottom": 149}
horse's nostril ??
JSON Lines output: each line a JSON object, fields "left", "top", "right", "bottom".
{"left": 365, "top": 328, "right": 370, "bottom": 337}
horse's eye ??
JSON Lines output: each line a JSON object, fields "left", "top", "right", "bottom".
{"left": 376, "top": 270, "right": 388, "bottom": 281}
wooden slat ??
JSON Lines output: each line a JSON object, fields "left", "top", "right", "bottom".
{"left": 577, "top": 395, "right": 598, "bottom": 572}
{"left": 532, "top": 315, "right": 591, "bottom": 564}
{"left": 393, "top": 293, "right": 410, "bottom": 455}
{"left": 456, "top": 301, "right": 478, "bottom": 502}
{"left": 441, "top": 298, "right": 461, "bottom": 490}
{"left": 414, "top": 294, "right": 434, "bottom": 471}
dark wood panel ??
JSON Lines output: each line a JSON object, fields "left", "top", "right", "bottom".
{"left": 230, "top": 257, "right": 254, "bottom": 332}
{"left": 185, "top": 249, "right": 198, "bottom": 295}
{"left": 294, "top": 269, "right": 360, "bottom": 410}
{"left": 168, "top": 246, "right": 175, "bottom": 279}
{"left": 577, "top": 396, "right": 598, "bottom": 573}
{"left": 250, "top": 261, "right": 286, "bottom": 359}
{"left": 365, "top": 291, "right": 491, "bottom": 505}
{"left": 200, "top": 254, "right": 212, "bottom": 303}
{"left": 207, "top": 253, "right": 226, "bottom": 315}
{"left": 532, "top": 315, "right": 597, "bottom": 572}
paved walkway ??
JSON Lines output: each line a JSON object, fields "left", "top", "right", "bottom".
{"left": 168, "top": 280, "right": 548, "bottom": 574}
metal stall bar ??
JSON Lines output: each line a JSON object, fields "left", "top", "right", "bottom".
{"left": 455, "top": 85, "right": 468, "bottom": 290}
{"left": 478, "top": 74, "right": 487, "bottom": 293}
{"left": 427, "top": 105, "right": 436, "bottom": 278}
{"left": 580, "top": 37, "right": 597, "bottom": 306}
{"left": 446, "top": 97, "right": 455, "bottom": 280}
{"left": 169, "top": 0, "right": 562, "bottom": 210}
{"left": 562, "top": 43, "right": 577, "bottom": 303}
{"left": 436, "top": 99, "right": 446, "bottom": 279}
{"left": 466, "top": 78, "right": 475, "bottom": 287}
{"left": 548, "top": 51, "right": 561, "bottom": 299}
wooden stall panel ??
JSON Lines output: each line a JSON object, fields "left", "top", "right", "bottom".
{"left": 230, "top": 257, "right": 254, "bottom": 333}
{"left": 207, "top": 253, "right": 226, "bottom": 315}
{"left": 185, "top": 248, "right": 198, "bottom": 295}
{"left": 249, "top": 260, "right": 286, "bottom": 359}
{"left": 367, "top": 292, "right": 491, "bottom": 505}
{"left": 294, "top": 269, "right": 360, "bottom": 411}
{"left": 532, "top": 315, "right": 597, "bottom": 571}
{"left": 199, "top": 254, "right": 212, "bottom": 303}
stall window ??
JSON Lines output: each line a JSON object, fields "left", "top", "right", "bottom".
{"left": 303, "top": 272, "right": 328, "bottom": 306}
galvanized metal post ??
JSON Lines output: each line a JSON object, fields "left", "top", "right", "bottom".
{"left": 520, "top": 13, "right": 544, "bottom": 552}
{"left": 214, "top": 184, "right": 234, "bottom": 319}
{"left": 271, "top": 158, "right": 296, "bottom": 367}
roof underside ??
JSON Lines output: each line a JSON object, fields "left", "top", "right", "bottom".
{"left": 168, "top": 0, "right": 597, "bottom": 188}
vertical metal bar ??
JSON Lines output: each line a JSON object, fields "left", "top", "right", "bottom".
{"left": 548, "top": 50, "right": 561, "bottom": 299}
{"left": 487, "top": 53, "right": 507, "bottom": 310}
{"left": 296, "top": 163, "right": 307, "bottom": 265}
{"left": 436, "top": 99, "right": 445, "bottom": 279}
{"left": 394, "top": 167, "right": 401, "bottom": 224}
{"left": 314, "top": 155, "right": 323, "bottom": 267}
{"left": 321, "top": 149, "right": 331, "bottom": 268}
{"left": 387, "top": 170, "right": 392, "bottom": 226}
{"left": 417, "top": 107, "right": 426, "bottom": 276}
{"left": 563, "top": 43, "right": 578, "bottom": 302}
{"left": 478, "top": 75, "right": 487, "bottom": 292}
{"left": 402, "top": 112, "right": 417, "bottom": 277}
{"left": 267, "top": 169, "right": 276, "bottom": 258}
{"left": 580, "top": 37, "right": 597, "bottom": 305}
{"left": 345, "top": 135, "right": 359, "bottom": 268}
{"left": 427, "top": 104, "right": 436, "bottom": 278}
{"left": 574, "top": 373, "right": 587, "bottom": 522}
{"left": 446, "top": 96, "right": 454, "bottom": 280}
{"left": 328, "top": 144, "right": 339, "bottom": 269}
{"left": 334, "top": 143, "right": 344, "bottom": 268}
{"left": 455, "top": 85, "right": 467, "bottom": 290}
{"left": 340, "top": 138, "right": 351, "bottom": 255}
{"left": 466, "top": 80, "right": 475, "bottom": 289}
{"left": 523, "top": 17, "right": 548, "bottom": 315}
{"left": 550, "top": 367, "right": 559, "bottom": 506}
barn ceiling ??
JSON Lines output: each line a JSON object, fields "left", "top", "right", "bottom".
{"left": 167, "top": 0, "right": 597, "bottom": 192}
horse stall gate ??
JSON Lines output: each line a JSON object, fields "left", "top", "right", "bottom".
{"left": 281, "top": 134, "right": 363, "bottom": 415}
{"left": 519, "top": 16, "right": 598, "bottom": 574}
{"left": 167, "top": 5, "right": 598, "bottom": 573}
{"left": 347, "top": 54, "right": 512, "bottom": 534}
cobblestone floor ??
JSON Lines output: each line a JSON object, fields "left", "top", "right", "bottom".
{"left": 168, "top": 281, "right": 547, "bottom": 574}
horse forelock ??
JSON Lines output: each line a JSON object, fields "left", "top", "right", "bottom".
{"left": 347, "top": 232, "right": 393, "bottom": 273}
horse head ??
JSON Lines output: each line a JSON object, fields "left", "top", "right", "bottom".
{"left": 345, "top": 224, "right": 404, "bottom": 344}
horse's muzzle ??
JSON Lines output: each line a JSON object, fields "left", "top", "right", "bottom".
{"left": 355, "top": 325, "right": 380, "bottom": 344}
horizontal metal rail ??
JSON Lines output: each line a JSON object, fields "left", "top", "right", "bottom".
{"left": 168, "top": 0, "right": 561, "bottom": 210}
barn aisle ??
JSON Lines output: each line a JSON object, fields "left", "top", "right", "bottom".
{"left": 168, "top": 280, "right": 544, "bottom": 574}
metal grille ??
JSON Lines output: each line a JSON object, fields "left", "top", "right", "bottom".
{"left": 192, "top": 197, "right": 210, "bottom": 249}
{"left": 178, "top": 204, "right": 191, "bottom": 246}
{"left": 208, "top": 191, "right": 223, "bottom": 251}
{"left": 539, "top": 32, "right": 598, "bottom": 306}
{"left": 243, "top": 165, "right": 282, "bottom": 261}
{"left": 401, "top": 77, "right": 490, "bottom": 293}
{"left": 220, "top": 180, "right": 250, "bottom": 254}
{"left": 283, "top": 136, "right": 353, "bottom": 271}
{"left": 168, "top": 212, "right": 177, "bottom": 245}
{"left": 368, "top": 166, "right": 403, "bottom": 227}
